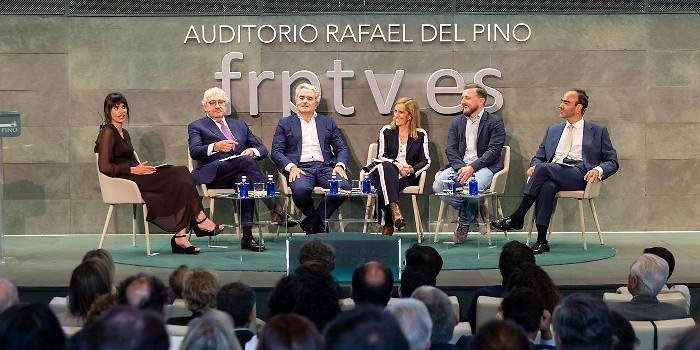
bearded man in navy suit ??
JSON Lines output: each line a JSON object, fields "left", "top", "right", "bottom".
{"left": 188, "top": 87, "right": 276, "bottom": 251}
{"left": 492, "top": 89, "right": 618, "bottom": 254}
{"left": 271, "top": 83, "right": 351, "bottom": 235}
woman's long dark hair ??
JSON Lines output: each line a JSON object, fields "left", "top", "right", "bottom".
{"left": 102, "top": 92, "right": 129, "bottom": 126}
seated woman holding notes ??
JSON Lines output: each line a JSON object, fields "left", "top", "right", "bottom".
{"left": 94, "top": 92, "right": 224, "bottom": 255}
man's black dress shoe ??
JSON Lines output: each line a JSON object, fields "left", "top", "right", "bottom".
{"left": 300, "top": 217, "right": 316, "bottom": 235}
{"left": 491, "top": 216, "right": 524, "bottom": 231}
{"left": 241, "top": 235, "right": 266, "bottom": 252}
{"left": 271, "top": 211, "right": 299, "bottom": 228}
{"left": 532, "top": 241, "right": 550, "bottom": 255}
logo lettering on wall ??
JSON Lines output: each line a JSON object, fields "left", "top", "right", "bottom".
{"left": 185, "top": 23, "right": 530, "bottom": 116}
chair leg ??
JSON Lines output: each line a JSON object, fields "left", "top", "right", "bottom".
{"left": 577, "top": 199, "right": 587, "bottom": 250}
{"left": 276, "top": 197, "right": 289, "bottom": 239}
{"left": 483, "top": 197, "right": 492, "bottom": 246}
{"left": 231, "top": 200, "right": 241, "bottom": 240}
{"left": 363, "top": 196, "right": 373, "bottom": 233}
{"left": 98, "top": 205, "right": 114, "bottom": 249}
{"left": 434, "top": 201, "right": 445, "bottom": 243}
{"left": 142, "top": 205, "right": 157, "bottom": 256}
{"left": 589, "top": 199, "right": 604, "bottom": 245}
{"left": 411, "top": 195, "right": 422, "bottom": 243}
{"left": 496, "top": 196, "right": 504, "bottom": 218}
{"left": 131, "top": 204, "right": 137, "bottom": 246}
{"left": 338, "top": 211, "right": 345, "bottom": 232}
{"left": 526, "top": 211, "right": 535, "bottom": 245}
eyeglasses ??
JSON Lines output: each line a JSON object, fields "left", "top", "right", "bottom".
{"left": 207, "top": 100, "right": 227, "bottom": 106}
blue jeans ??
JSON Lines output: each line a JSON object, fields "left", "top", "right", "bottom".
{"left": 432, "top": 167, "right": 494, "bottom": 225}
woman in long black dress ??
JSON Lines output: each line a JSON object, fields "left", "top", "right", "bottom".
{"left": 364, "top": 97, "right": 431, "bottom": 235}
{"left": 94, "top": 92, "right": 223, "bottom": 254}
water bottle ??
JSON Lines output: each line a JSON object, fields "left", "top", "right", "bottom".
{"left": 239, "top": 176, "right": 249, "bottom": 198}
{"left": 447, "top": 174, "right": 456, "bottom": 194}
{"left": 362, "top": 174, "right": 371, "bottom": 194}
{"left": 266, "top": 174, "right": 275, "bottom": 197}
{"left": 468, "top": 176, "right": 478, "bottom": 196}
{"left": 329, "top": 174, "right": 339, "bottom": 195}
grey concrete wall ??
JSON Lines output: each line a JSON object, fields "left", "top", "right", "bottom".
{"left": 0, "top": 14, "right": 698, "bottom": 235}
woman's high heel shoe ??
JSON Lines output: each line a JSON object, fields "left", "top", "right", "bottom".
{"left": 171, "top": 235, "right": 199, "bottom": 254}
{"left": 191, "top": 216, "right": 225, "bottom": 238}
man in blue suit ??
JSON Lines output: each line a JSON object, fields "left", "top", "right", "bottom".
{"left": 492, "top": 89, "right": 618, "bottom": 254}
{"left": 271, "top": 83, "right": 351, "bottom": 235}
{"left": 432, "top": 83, "right": 506, "bottom": 244}
{"left": 188, "top": 87, "right": 270, "bottom": 251}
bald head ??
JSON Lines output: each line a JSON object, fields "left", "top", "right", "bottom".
{"left": 0, "top": 278, "right": 19, "bottom": 313}
{"left": 351, "top": 261, "right": 394, "bottom": 307}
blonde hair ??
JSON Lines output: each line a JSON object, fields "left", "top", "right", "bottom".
{"left": 183, "top": 269, "right": 220, "bottom": 313}
{"left": 389, "top": 97, "right": 421, "bottom": 138}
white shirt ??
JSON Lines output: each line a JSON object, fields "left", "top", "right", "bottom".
{"left": 554, "top": 118, "right": 584, "bottom": 162}
{"left": 462, "top": 109, "right": 484, "bottom": 166}
{"left": 205, "top": 115, "right": 260, "bottom": 157}
{"left": 552, "top": 118, "right": 604, "bottom": 177}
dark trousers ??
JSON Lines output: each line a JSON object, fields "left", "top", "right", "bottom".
{"left": 368, "top": 162, "right": 417, "bottom": 226}
{"left": 524, "top": 162, "right": 587, "bottom": 227}
{"left": 208, "top": 156, "right": 265, "bottom": 229}
{"left": 288, "top": 162, "right": 350, "bottom": 220}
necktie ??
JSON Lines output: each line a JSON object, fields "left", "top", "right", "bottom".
{"left": 216, "top": 119, "right": 236, "bottom": 142}
{"left": 553, "top": 124, "right": 574, "bottom": 164}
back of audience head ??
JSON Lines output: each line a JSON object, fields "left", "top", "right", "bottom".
{"left": 410, "top": 286, "right": 456, "bottom": 345}
{"left": 499, "top": 241, "right": 535, "bottom": 287}
{"left": 0, "top": 278, "right": 18, "bottom": 314}
{"left": 628, "top": 253, "right": 669, "bottom": 296}
{"left": 268, "top": 274, "right": 301, "bottom": 317}
{"left": 84, "top": 305, "right": 169, "bottom": 350}
{"left": 500, "top": 287, "right": 546, "bottom": 339}
{"left": 180, "top": 309, "right": 241, "bottom": 350}
{"left": 69, "top": 259, "right": 112, "bottom": 319}
{"left": 293, "top": 261, "right": 341, "bottom": 330}
{"left": 471, "top": 319, "right": 530, "bottom": 350}
{"left": 116, "top": 273, "right": 169, "bottom": 315}
{"left": 608, "top": 309, "right": 638, "bottom": 350}
{"left": 325, "top": 306, "right": 410, "bottom": 350}
{"left": 668, "top": 326, "right": 700, "bottom": 350}
{"left": 386, "top": 298, "right": 433, "bottom": 350}
{"left": 183, "top": 269, "right": 220, "bottom": 314}
{"left": 86, "top": 293, "right": 117, "bottom": 325}
{"left": 0, "top": 303, "right": 66, "bottom": 350}
{"left": 643, "top": 246, "right": 675, "bottom": 279}
{"left": 553, "top": 294, "right": 613, "bottom": 350}
{"left": 299, "top": 239, "right": 336, "bottom": 272}
{"left": 400, "top": 266, "right": 436, "bottom": 298}
{"left": 168, "top": 264, "right": 189, "bottom": 300}
{"left": 352, "top": 261, "right": 394, "bottom": 307}
{"left": 405, "top": 244, "right": 443, "bottom": 279}
{"left": 82, "top": 249, "right": 115, "bottom": 287}
{"left": 258, "top": 313, "right": 323, "bottom": 350}
{"left": 506, "top": 262, "right": 561, "bottom": 313}
{"left": 217, "top": 281, "right": 256, "bottom": 329}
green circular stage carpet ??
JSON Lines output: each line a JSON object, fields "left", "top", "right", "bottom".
{"left": 109, "top": 233, "right": 616, "bottom": 272}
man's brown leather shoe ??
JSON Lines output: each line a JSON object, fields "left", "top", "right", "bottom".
{"left": 389, "top": 202, "right": 405, "bottom": 230}
{"left": 382, "top": 225, "right": 394, "bottom": 236}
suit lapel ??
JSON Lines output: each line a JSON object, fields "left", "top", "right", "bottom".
{"left": 476, "top": 111, "right": 489, "bottom": 140}
{"left": 315, "top": 115, "right": 326, "bottom": 146}
{"left": 581, "top": 120, "right": 594, "bottom": 164}
{"left": 458, "top": 115, "right": 468, "bottom": 154}
{"left": 204, "top": 116, "right": 226, "bottom": 141}
{"left": 290, "top": 114, "right": 302, "bottom": 150}
{"left": 548, "top": 123, "right": 565, "bottom": 161}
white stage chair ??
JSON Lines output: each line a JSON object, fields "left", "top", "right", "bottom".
{"left": 95, "top": 153, "right": 157, "bottom": 256}
{"left": 526, "top": 180, "right": 605, "bottom": 250}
